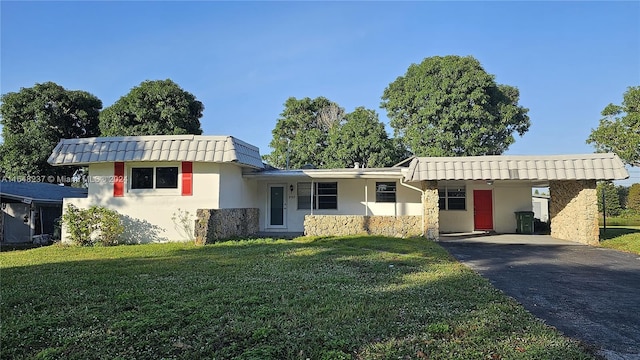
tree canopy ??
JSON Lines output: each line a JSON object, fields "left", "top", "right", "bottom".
{"left": 324, "top": 107, "right": 405, "bottom": 168}
{"left": 381, "top": 55, "right": 530, "bottom": 156}
{"left": 99, "top": 79, "right": 204, "bottom": 136}
{"left": 264, "top": 97, "right": 344, "bottom": 169}
{"left": 264, "top": 98, "right": 406, "bottom": 169}
{"left": 597, "top": 181, "right": 623, "bottom": 217}
{"left": 627, "top": 183, "right": 640, "bottom": 214}
{"left": 587, "top": 86, "right": 640, "bottom": 167}
{"left": 0, "top": 82, "right": 102, "bottom": 180}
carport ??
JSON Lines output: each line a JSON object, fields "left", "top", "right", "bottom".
{"left": 402, "top": 153, "right": 629, "bottom": 244}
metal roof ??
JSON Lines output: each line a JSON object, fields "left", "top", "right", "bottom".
{"left": 1, "top": 181, "right": 88, "bottom": 205}
{"left": 48, "top": 135, "right": 264, "bottom": 169}
{"left": 404, "top": 153, "right": 629, "bottom": 182}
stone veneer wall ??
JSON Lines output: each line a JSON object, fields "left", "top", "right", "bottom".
{"left": 195, "top": 208, "right": 259, "bottom": 244}
{"left": 549, "top": 180, "right": 599, "bottom": 245}
{"left": 304, "top": 215, "right": 422, "bottom": 238}
{"left": 422, "top": 180, "right": 439, "bottom": 240}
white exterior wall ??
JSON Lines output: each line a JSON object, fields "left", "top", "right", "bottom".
{"left": 219, "top": 164, "right": 258, "bottom": 208}
{"left": 439, "top": 181, "right": 532, "bottom": 233}
{"left": 61, "top": 162, "right": 248, "bottom": 243}
{"left": 256, "top": 178, "right": 422, "bottom": 233}
{"left": 532, "top": 196, "right": 549, "bottom": 222}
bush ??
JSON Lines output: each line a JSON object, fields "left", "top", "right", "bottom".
{"left": 62, "top": 205, "right": 124, "bottom": 246}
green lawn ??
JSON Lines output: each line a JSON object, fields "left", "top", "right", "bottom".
{"left": 1, "top": 236, "right": 595, "bottom": 360}
{"left": 600, "top": 226, "right": 640, "bottom": 255}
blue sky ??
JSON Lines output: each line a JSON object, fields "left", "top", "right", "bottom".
{"left": 1, "top": 1, "right": 639, "bottom": 183}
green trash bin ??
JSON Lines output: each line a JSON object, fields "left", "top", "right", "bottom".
{"left": 515, "top": 211, "right": 535, "bottom": 234}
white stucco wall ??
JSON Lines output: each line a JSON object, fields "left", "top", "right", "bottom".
{"left": 219, "top": 164, "right": 258, "bottom": 208}
{"left": 255, "top": 178, "right": 422, "bottom": 233}
{"left": 61, "top": 162, "right": 248, "bottom": 243}
{"left": 438, "top": 181, "right": 532, "bottom": 233}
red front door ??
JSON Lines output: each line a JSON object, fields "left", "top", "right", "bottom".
{"left": 473, "top": 190, "right": 493, "bottom": 230}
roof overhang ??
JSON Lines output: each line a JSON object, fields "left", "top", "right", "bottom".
{"left": 47, "top": 135, "right": 265, "bottom": 169}
{"left": 404, "top": 153, "right": 629, "bottom": 183}
{"left": 0, "top": 193, "right": 63, "bottom": 205}
{"left": 243, "top": 168, "right": 405, "bottom": 180}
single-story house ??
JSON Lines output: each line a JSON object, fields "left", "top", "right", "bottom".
{"left": 1, "top": 181, "right": 88, "bottom": 244}
{"left": 47, "top": 135, "right": 629, "bottom": 245}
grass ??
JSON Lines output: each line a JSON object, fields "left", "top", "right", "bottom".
{"left": 600, "top": 226, "right": 640, "bottom": 255}
{"left": 599, "top": 214, "right": 640, "bottom": 227}
{"left": 1, "top": 236, "right": 596, "bottom": 360}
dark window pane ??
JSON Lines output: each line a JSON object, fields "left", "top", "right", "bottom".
{"left": 131, "top": 168, "right": 153, "bottom": 189}
{"left": 439, "top": 198, "right": 446, "bottom": 210}
{"left": 317, "top": 182, "right": 337, "bottom": 195}
{"left": 156, "top": 167, "right": 178, "bottom": 189}
{"left": 317, "top": 196, "right": 337, "bottom": 209}
{"left": 316, "top": 182, "right": 337, "bottom": 209}
{"left": 448, "top": 198, "right": 466, "bottom": 210}
{"left": 376, "top": 182, "right": 396, "bottom": 203}
{"left": 447, "top": 188, "right": 465, "bottom": 198}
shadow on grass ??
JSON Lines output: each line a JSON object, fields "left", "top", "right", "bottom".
{"left": 1, "top": 236, "right": 597, "bottom": 360}
{"left": 600, "top": 227, "right": 640, "bottom": 240}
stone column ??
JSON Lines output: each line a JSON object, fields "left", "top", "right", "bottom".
{"left": 549, "top": 180, "right": 599, "bottom": 245}
{"left": 422, "top": 180, "right": 439, "bottom": 240}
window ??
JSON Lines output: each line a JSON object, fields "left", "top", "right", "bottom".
{"left": 131, "top": 167, "right": 179, "bottom": 190}
{"left": 439, "top": 186, "right": 466, "bottom": 210}
{"left": 297, "top": 182, "right": 312, "bottom": 209}
{"left": 376, "top": 182, "right": 396, "bottom": 203}
{"left": 297, "top": 182, "right": 338, "bottom": 210}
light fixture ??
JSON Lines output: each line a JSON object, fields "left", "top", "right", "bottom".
{"left": 486, "top": 180, "right": 494, "bottom": 186}
{"left": 289, "top": 184, "right": 294, "bottom": 193}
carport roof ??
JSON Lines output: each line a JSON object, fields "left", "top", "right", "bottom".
{"left": 403, "top": 153, "right": 629, "bottom": 182}
{"left": 47, "top": 135, "right": 264, "bottom": 169}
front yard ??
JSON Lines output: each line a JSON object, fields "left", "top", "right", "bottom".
{"left": 1, "top": 236, "right": 595, "bottom": 359}
{"left": 600, "top": 226, "right": 640, "bottom": 255}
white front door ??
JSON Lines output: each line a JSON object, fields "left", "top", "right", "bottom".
{"left": 268, "top": 184, "right": 287, "bottom": 228}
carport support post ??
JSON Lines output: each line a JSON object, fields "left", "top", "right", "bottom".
{"left": 549, "top": 180, "right": 599, "bottom": 245}
{"left": 421, "top": 180, "right": 439, "bottom": 240}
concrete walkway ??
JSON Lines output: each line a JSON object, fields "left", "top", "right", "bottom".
{"left": 438, "top": 234, "right": 640, "bottom": 360}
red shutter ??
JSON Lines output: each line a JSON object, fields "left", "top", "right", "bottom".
{"left": 182, "top": 162, "right": 193, "bottom": 196}
{"left": 114, "top": 162, "right": 124, "bottom": 197}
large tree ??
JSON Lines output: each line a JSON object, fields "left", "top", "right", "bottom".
{"left": 627, "top": 183, "right": 640, "bottom": 214}
{"left": 264, "top": 97, "right": 343, "bottom": 169}
{"left": 381, "top": 55, "right": 530, "bottom": 156}
{"left": 0, "top": 82, "right": 102, "bottom": 179}
{"left": 597, "top": 181, "right": 623, "bottom": 217}
{"left": 587, "top": 86, "right": 640, "bottom": 167}
{"left": 324, "top": 107, "right": 406, "bottom": 168}
{"left": 99, "top": 79, "right": 204, "bottom": 136}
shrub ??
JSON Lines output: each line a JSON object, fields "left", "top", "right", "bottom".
{"left": 62, "top": 204, "right": 124, "bottom": 246}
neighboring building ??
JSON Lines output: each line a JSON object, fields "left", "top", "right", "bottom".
{"left": 48, "top": 135, "right": 629, "bottom": 245}
{"left": 1, "top": 181, "right": 87, "bottom": 244}
{"left": 532, "top": 194, "right": 550, "bottom": 222}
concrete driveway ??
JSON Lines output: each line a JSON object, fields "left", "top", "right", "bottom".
{"left": 438, "top": 234, "right": 640, "bottom": 360}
